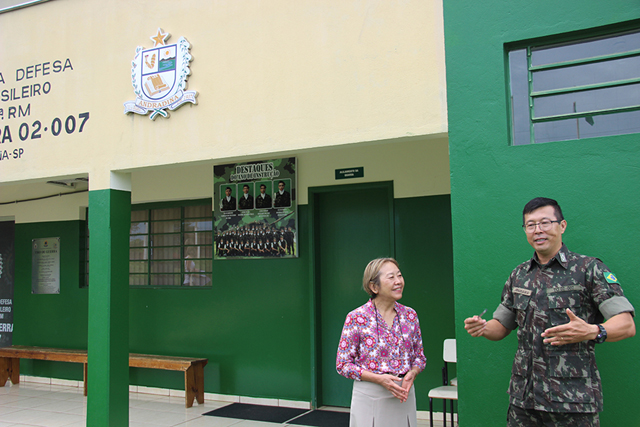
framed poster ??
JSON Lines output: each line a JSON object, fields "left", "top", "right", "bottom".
{"left": 31, "top": 237, "right": 61, "bottom": 294}
{"left": 214, "top": 158, "right": 297, "bottom": 259}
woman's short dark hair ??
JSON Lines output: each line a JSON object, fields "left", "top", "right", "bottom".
{"left": 362, "top": 258, "right": 400, "bottom": 298}
{"left": 523, "top": 197, "right": 564, "bottom": 223}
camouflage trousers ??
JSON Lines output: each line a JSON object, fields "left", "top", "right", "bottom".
{"left": 507, "top": 404, "right": 599, "bottom": 427}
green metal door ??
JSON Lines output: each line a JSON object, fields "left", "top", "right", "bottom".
{"left": 313, "top": 183, "right": 393, "bottom": 407}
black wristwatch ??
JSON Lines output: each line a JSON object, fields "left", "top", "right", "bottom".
{"left": 593, "top": 324, "right": 607, "bottom": 344}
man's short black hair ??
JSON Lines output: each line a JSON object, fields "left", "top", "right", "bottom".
{"left": 260, "top": 184, "right": 266, "bottom": 189}
{"left": 278, "top": 180, "right": 285, "bottom": 185}
{"left": 523, "top": 197, "right": 564, "bottom": 223}
{"left": 243, "top": 184, "right": 249, "bottom": 189}
{"left": 225, "top": 186, "right": 231, "bottom": 191}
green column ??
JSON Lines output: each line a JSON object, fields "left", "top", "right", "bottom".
{"left": 87, "top": 188, "right": 131, "bottom": 426}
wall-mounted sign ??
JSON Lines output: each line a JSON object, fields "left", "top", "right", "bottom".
{"left": 0, "top": 222, "right": 14, "bottom": 346}
{"left": 124, "top": 28, "right": 198, "bottom": 120}
{"left": 0, "top": 57, "right": 85, "bottom": 163}
{"left": 335, "top": 167, "right": 364, "bottom": 180}
{"left": 214, "top": 158, "right": 298, "bottom": 259}
{"left": 31, "top": 237, "right": 60, "bottom": 294}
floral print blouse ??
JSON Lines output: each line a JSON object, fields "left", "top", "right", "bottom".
{"left": 336, "top": 300, "right": 427, "bottom": 380}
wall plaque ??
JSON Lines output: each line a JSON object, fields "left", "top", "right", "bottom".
{"left": 31, "top": 237, "right": 60, "bottom": 294}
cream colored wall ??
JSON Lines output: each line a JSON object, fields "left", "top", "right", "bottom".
{"left": 132, "top": 134, "right": 450, "bottom": 205}
{"left": 0, "top": 134, "right": 449, "bottom": 222}
{"left": 0, "top": 191, "right": 88, "bottom": 223}
{"left": 296, "top": 135, "right": 449, "bottom": 204}
{"left": 0, "top": 0, "right": 447, "bottom": 191}
{"left": 131, "top": 136, "right": 451, "bottom": 205}
{"left": 131, "top": 163, "right": 214, "bottom": 204}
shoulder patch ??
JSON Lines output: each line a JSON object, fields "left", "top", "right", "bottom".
{"left": 604, "top": 272, "right": 619, "bottom": 284}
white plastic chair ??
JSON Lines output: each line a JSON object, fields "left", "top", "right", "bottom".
{"left": 428, "top": 338, "right": 457, "bottom": 427}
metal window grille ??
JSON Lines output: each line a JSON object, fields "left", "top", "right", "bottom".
{"left": 129, "top": 204, "right": 212, "bottom": 287}
{"left": 509, "top": 29, "right": 640, "bottom": 145}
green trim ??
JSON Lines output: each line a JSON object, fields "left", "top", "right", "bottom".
{"left": 528, "top": 47, "right": 535, "bottom": 144}
{"left": 531, "top": 77, "right": 640, "bottom": 98}
{"left": 530, "top": 49, "right": 640, "bottom": 71}
{"left": 532, "top": 104, "right": 640, "bottom": 122}
{"left": 515, "top": 26, "right": 640, "bottom": 143}
{"left": 307, "top": 181, "right": 394, "bottom": 408}
{"left": 307, "top": 190, "right": 318, "bottom": 408}
{"left": 505, "top": 47, "right": 517, "bottom": 146}
{"left": 504, "top": 18, "right": 640, "bottom": 51}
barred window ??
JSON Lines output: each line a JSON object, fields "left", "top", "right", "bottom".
{"left": 129, "top": 203, "right": 212, "bottom": 287}
{"left": 509, "top": 29, "right": 640, "bottom": 145}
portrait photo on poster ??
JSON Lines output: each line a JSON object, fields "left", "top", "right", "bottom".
{"left": 219, "top": 184, "right": 237, "bottom": 211}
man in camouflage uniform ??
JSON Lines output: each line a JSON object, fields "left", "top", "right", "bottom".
{"left": 465, "top": 197, "right": 635, "bottom": 426}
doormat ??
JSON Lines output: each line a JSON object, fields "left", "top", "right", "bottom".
{"left": 202, "top": 403, "right": 307, "bottom": 423}
{"left": 288, "top": 410, "right": 350, "bottom": 427}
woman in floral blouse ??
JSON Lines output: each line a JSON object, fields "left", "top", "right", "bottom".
{"left": 336, "top": 258, "right": 427, "bottom": 426}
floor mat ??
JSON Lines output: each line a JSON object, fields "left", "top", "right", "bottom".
{"left": 288, "top": 409, "right": 350, "bottom": 427}
{"left": 202, "top": 403, "right": 308, "bottom": 423}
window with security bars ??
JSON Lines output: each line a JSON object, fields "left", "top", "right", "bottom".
{"left": 129, "top": 203, "right": 212, "bottom": 287}
{"left": 509, "top": 29, "right": 640, "bottom": 145}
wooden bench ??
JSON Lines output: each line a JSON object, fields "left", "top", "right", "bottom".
{"left": 0, "top": 346, "right": 88, "bottom": 394}
{"left": 0, "top": 345, "right": 207, "bottom": 408}
{"left": 128, "top": 353, "right": 207, "bottom": 408}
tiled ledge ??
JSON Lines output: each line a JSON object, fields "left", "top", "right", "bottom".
{"left": 22, "top": 374, "right": 81, "bottom": 388}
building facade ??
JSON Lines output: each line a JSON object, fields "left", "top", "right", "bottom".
{"left": 0, "top": 1, "right": 453, "bottom": 425}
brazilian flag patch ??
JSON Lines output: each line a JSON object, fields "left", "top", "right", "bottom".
{"left": 604, "top": 272, "right": 619, "bottom": 284}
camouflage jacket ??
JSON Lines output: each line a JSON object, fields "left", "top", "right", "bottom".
{"left": 494, "top": 244, "right": 635, "bottom": 413}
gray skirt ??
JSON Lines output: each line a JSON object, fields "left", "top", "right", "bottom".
{"left": 349, "top": 379, "right": 417, "bottom": 427}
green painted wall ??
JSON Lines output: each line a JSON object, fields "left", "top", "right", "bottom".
{"left": 395, "top": 195, "right": 456, "bottom": 408}
{"left": 14, "top": 221, "right": 88, "bottom": 379}
{"left": 12, "top": 195, "right": 454, "bottom": 409}
{"left": 444, "top": 2, "right": 640, "bottom": 425}
{"left": 128, "top": 205, "right": 312, "bottom": 400}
